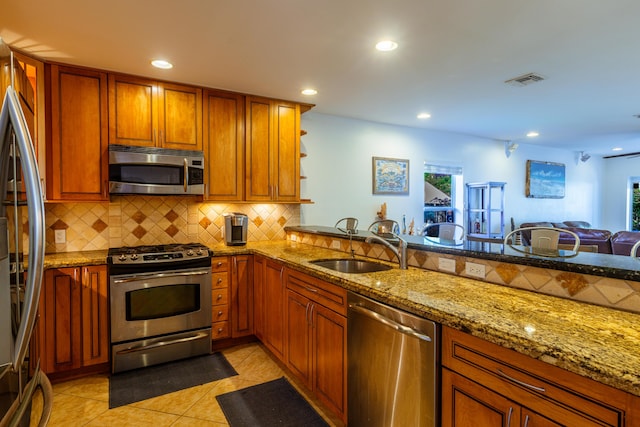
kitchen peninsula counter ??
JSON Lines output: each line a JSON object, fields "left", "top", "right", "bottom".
{"left": 44, "top": 241, "right": 640, "bottom": 397}
{"left": 246, "top": 240, "right": 640, "bottom": 398}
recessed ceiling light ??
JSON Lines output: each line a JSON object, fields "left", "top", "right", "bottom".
{"left": 301, "top": 88, "right": 317, "bottom": 96}
{"left": 375, "top": 40, "right": 398, "bottom": 52}
{"left": 417, "top": 112, "right": 431, "bottom": 119}
{"left": 526, "top": 131, "right": 539, "bottom": 138}
{"left": 151, "top": 59, "right": 173, "bottom": 69}
{"left": 612, "top": 147, "right": 623, "bottom": 151}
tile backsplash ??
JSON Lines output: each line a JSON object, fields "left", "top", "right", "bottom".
{"left": 44, "top": 196, "right": 300, "bottom": 252}
{"left": 287, "top": 230, "right": 640, "bottom": 315}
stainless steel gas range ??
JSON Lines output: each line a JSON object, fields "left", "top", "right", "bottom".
{"left": 108, "top": 243, "right": 212, "bottom": 373}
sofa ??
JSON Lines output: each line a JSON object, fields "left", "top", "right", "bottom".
{"left": 610, "top": 231, "right": 640, "bottom": 256}
{"left": 518, "top": 221, "right": 613, "bottom": 253}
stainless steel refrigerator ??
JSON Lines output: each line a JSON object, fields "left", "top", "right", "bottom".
{"left": 0, "top": 42, "right": 52, "bottom": 426}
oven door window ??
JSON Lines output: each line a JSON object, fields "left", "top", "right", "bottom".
{"left": 126, "top": 283, "right": 200, "bottom": 320}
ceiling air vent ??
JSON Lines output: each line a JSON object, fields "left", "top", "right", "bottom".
{"left": 505, "top": 73, "right": 546, "bottom": 87}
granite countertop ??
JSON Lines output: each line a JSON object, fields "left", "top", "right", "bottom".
{"left": 44, "top": 241, "right": 640, "bottom": 397}
{"left": 43, "top": 250, "right": 108, "bottom": 269}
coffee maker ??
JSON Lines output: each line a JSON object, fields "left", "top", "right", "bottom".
{"left": 223, "top": 213, "right": 248, "bottom": 246}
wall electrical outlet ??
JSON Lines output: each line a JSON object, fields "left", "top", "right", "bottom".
{"left": 438, "top": 257, "right": 456, "bottom": 273}
{"left": 465, "top": 262, "right": 486, "bottom": 278}
{"left": 331, "top": 240, "right": 341, "bottom": 249}
{"left": 54, "top": 229, "right": 66, "bottom": 244}
{"left": 290, "top": 234, "right": 297, "bottom": 242}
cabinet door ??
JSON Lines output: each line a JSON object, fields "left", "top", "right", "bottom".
{"left": 263, "top": 259, "right": 286, "bottom": 361}
{"left": 204, "top": 90, "right": 244, "bottom": 201}
{"left": 108, "top": 74, "right": 158, "bottom": 147}
{"left": 43, "top": 268, "right": 82, "bottom": 373}
{"left": 245, "top": 96, "right": 273, "bottom": 201}
{"left": 442, "top": 368, "right": 520, "bottom": 427}
{"left": 81, "top": 265, "right": 109, "bottom": 366}
{"left": 159, "top": 82, "right": 202, "bottom": 151}
{"left": 253, "top": 256, "right": 265, "bottom": 341}
{"left": 273, "top": 101, "right": 300, "bottom": 201}
{"left": 286, "top": 290, "right": 312, "bottom": 388}
{"left": 521, "top": 409, "right": 563, "bottom": 427}
{"left": 231, "top": 255, "right": 253, "bottom": 338}
{"left": 48, "top": 65, "right": 108, "bottom": 201}
{"left": 312, "top": 303, "right": 347, "bottom": 420}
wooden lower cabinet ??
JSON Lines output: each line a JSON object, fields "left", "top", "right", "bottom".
{"left": 211, "top": 257, "right": 230, "bottom": 340}
{"left": 42, "top": 265, "right": 108, "bottom": 374}
{"left": 441, "top": 326, "right": 640, "bottom": 426}
{"left": 253, "top": 256, "right": 286, "bottom": 361}
{"left": 230, "top": 255, "right": 253, "bottom": 337}
{"left": 285, "top": 269, "right": 347, "bottom": 423}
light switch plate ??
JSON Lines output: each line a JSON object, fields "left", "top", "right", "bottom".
{"left": 465, "top": 262, "right": 486, "bottom": 278}
{"left": 54, "top": 229, "right": 66, "bottom": 244}
{"left": 438, "top": 257, "right": 456, "bottom": 273}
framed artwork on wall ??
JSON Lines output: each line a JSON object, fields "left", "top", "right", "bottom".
{"left": 372, "top": 157, "right": 410, "bottom": 195}
{"left": 525, "top": 160, "right": 565, "bottom": 198}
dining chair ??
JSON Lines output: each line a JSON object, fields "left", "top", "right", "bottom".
{"left": 368, "top": 220, "right": 400, "bottom": 236}
{"left": 423, "top": 222, "right": 464, "bottom": 241}
{"left": 504, "top": 226, "right": 581, "bottom": 256}
{"left": 335, "top": 217, "right": 359, "bottom": 234}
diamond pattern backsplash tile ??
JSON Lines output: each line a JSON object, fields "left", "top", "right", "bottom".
{"left": 43, "top": 196, "right": 300, "bottom": 252}
{"left": 287, "top": 230, "right": 640, "bottom": 315}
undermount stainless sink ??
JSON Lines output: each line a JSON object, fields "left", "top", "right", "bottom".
{"left": 309, "top": 258, "right": 393, "bottom": 274}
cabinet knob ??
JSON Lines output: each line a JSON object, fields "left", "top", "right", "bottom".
{"left": 217, "top": 310, "right": 223, "bottom": 316}
{"left": 217, "top": 261, "right": 223, "bottom": 267}
{"left": 218, "top": 328, "right": 224, "bottom": 333}
{"left": 217, "top": 294, "right": 223, "bottom": 300}
{"left": 217, "top": 278, "right": 223, "bottom": 284}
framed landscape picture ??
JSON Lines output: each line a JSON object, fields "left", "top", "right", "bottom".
{"left": 372, "top": 157, "right": 409, "bottom": 195}
{"left": 525, "top": 160, "right": 565, "bottom": 198}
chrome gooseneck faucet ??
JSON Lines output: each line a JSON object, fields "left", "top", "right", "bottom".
{"left": 365, "top": 233, "right": 408, "bottom": 269}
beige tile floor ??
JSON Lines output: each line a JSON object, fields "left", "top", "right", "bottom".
{"left": 29, "top": 343, "right": 341, "bottom": 426}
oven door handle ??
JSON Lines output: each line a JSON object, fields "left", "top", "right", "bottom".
{"left": 114, "top": 331, "right": 210, "bottom": 355}
{"left": 112, "top": 269, "right": 210, "bottom": 284}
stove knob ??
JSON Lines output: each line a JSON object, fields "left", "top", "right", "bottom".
{"left": 118, "top": 254, "right": 127, "bottom": 261}
{"left": 131, "top": 254, "right": 138, "bottom": 260}
{"left": 196, "top": 248, "right": 203, "bottom": 255}
{"left": 186, "top": 249, "right": 194, "bottom": 256}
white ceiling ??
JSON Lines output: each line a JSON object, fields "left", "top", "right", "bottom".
{"left": 3, "top": 0, "right": 640, "bottom": 156}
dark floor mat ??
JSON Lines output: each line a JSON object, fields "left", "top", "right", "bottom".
{"left": 109, "top": 352, "right": 238, "bottom": 408}
{"left": 216, "top": 377, "right": 329, "bottom": 427}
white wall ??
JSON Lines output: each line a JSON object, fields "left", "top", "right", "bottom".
{"left": 300, "top": 112, "right": 604, "bottom": 231}
{"left": 601, "top": 156, "right": 640, "bottom": 232}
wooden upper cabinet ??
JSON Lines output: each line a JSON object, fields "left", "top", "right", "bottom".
{"left": 274, "top": 101, "right": 300, "bottom": 201}
{"left": 160, "top": 82, "right": 203, "bottom": 151}
{"left": 108, "top": 74, "right": 202, "bottom": 150}
{"left": 203, "top": 90, "right": 245, "bottom": 201}
{"left": 47, "top": 64, "right": 109, "bottom": 201}
{"left": 245, "top": 96, "right": 300, "bottom": 202}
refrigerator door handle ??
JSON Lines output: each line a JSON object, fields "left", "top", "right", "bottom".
{"left": 0, "top": 87, "right": 46, "bottom": 372}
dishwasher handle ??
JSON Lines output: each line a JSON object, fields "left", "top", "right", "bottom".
{"left": 349, "top": 303, "right": 432, "bottom": 342}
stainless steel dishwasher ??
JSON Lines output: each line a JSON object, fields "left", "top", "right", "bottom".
{"left": 348, "top": 292, "right": 438, "bottom": 426}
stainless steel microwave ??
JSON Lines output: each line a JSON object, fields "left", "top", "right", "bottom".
{"left": 108, "top": 144, "right": 205, "bottom": 195}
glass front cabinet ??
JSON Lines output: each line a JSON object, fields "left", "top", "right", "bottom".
{"left": 465, "top": 182, "right": 505, "bottom": 241}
